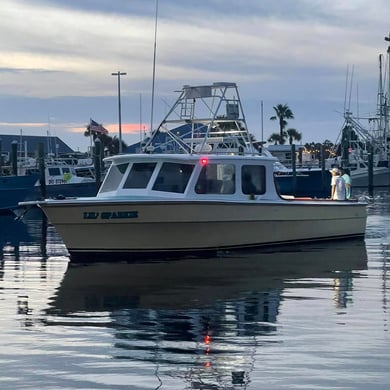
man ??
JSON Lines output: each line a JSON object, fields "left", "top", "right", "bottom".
{"left": 330, "top": 168, "right": 346, "bottom": 200}
{"left": 339, "top": 167, "right": 351, "bottom": 199}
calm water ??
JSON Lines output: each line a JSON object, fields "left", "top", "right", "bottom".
{"left": 1, "top": 191, "right": 390, "bottom": 389}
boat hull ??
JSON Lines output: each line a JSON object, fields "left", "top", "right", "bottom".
{"left": 275, "top": 169, "right": 331, "bottom": 198}
{"left": 38, "top": 199, "right": 367, "bottom": 262}
{"left": 350, "top": 167, "right": 390, "bottom": 187}
{"left": 0, "top": 174, "right": 40, "bottom": 213}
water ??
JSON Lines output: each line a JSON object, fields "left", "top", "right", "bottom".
{"left": 0, "top": 191, "right": 390, "bottom": 389}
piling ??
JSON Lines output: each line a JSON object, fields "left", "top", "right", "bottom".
{"left": 291, "top": 144, "right": 296, "bottom": 195}
{"left": 38, "top": 142, "right": 46, "bottom": 199}
{"left": 94, "top": 138, "right": 102, "bottom": 193}
{"left": 368, "top": 145, "right": 374, "bottom": 196}
{"left": 11, "top": 140, "right": 18, "bottom": 175}
{"left": 320, "top": 144, "right": 327, "bottom": 196}
{"left": 0, "top": 138, "right": 2, "bottom": 173}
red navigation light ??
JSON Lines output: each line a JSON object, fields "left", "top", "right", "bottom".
{"left": 200, "top": 157, "right": 209, "bottom": 166}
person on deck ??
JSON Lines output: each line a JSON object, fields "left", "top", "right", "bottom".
{"left": 339, "top": 167, "right": 352, "bottom": 199}
{"left": 330, "top": 168, "right": 346, "bottom": 200}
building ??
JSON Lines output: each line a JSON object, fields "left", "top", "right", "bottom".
{"left": 0, "top": 134, "right": 74, "bottom": 161}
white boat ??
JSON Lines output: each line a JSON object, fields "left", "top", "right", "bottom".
{"left": 43, "top": 160, "right": 95, "bottom": 185}
{"left": 327, "top": 36, "right": 390, "bottom": 187}
{"left": 326, "top": 111, "right": 390, "bottom": 187}
{"left": 20, "top": 82, "right": 367, "bottom": 262}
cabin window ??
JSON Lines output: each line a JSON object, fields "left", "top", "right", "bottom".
{"left": 123, "top": 162, "right": 156, "bottom": 189}
{"left": 152, "top": 162, "right": 194, "bottom": 193}
{"left": 195, "top": 163, "right": 235, "bottom": 194}
{"left": 48, "top": 167, "right": 61, "bottom": 176}
{"left": 99, "top": 163, "right": 129, "bottom": 193}
{"left": 241, "top": 165, "right": 266, "bottom": 195}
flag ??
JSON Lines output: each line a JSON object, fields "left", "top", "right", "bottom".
{"left": 90, "top": 119, "right": 109, "bottom": 134}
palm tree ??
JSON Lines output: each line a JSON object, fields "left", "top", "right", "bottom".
{"left": 267, "top": 132, "right": 284, "bottom": 145}
{"left": 270, "top": 104, "right": 294, "bottom": 144}
{"left": 286, "top": 128, "right": 302, "bottom": 144}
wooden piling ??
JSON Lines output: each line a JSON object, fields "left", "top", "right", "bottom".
{"left": 291, "top": 144, "right": 296, "bottom": 195}
{"left": 94, "top": 138, "right": 102, "bottom": 193}
{"left": 368, "top": 145, "right": 374, "bottom": 196}
{"left": 11, "top": 140, "right": 18, "bottom": 176}
{"left": 38, "top": 142, "right": 46, "bottom": 199}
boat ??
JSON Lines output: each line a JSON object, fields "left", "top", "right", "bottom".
{"left": 262, "top": 145, "right": 331, "bottom": 198}
{"left": 274, "top": 168, "right": 331, "bottom": 198}
{"left": 0, "top": 155, "right": 98, "bottom": 213}
{"left": 326, "top": 35, "right": 390, "bottom": 187}
{"left": 0, "top": 174, "right": 40, "bottom": 214}
{"left": 20, "top": 82, "right": 368, "bottom": 262}
{"left": 40, "top": 159, "right": 98, "bottom": 199}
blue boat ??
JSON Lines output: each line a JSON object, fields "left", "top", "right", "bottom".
{"left": 275, "top": 168, "right": 331, "bottom": 198}
{"left": 0, "top": 173, "right": 98, "bottom": 214}
{"left": 0, "top": 174, "right": 40, "bottom": 213}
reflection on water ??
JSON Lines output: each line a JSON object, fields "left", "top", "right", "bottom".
{"left": 46, "top": 242, "right": 367, "bottom": 388}
{"left": 0, "top": 208, "right": 66, "bottom": 261}
{"left": 1, "top": 193, "right": 390, "bottom": 389}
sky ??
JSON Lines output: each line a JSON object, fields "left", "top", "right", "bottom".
{"left": 0, "top": 0, "right": 389, "bottom": 153}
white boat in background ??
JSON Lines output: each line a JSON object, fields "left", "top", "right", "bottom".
{"left": 1, "top": 158, "right": 97, "bottom": 213}
{"left": 327, "top": 35, "right": 390, "bottom": 187}
{"left": 20, "top": 82, "right": 367, "bottom": 262}
{"left": 326, "top": 111, "right": 390, "bottom": 187}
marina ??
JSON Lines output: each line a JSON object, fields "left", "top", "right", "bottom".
{"left": 0, "top": 187, "right": 389, "bottom": 389}
{"left": 0, "top": 6, "right": 389, "bottom": 385}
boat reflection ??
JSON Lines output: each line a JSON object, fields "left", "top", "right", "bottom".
{"left": 48, "top": 240, "right": 367, "bottom": 389}
{"left": 0, "top": 212, "right": 48, "bottom": 260}
{"left": 0, "top": 209, "right": 66, "bottom": 261}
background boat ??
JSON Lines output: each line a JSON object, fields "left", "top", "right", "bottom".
{"left": 327, "top": 36, "right": 390, "bottom": 187}
{"left": 0, "top": 174, "right": 40, "bottom": 214}
{"left": 0, "top": 155, "right": 99, "bottom": 213}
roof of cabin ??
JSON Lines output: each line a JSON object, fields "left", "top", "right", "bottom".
{"left": 0, "top": 134, "right": 74, "bottom": 156}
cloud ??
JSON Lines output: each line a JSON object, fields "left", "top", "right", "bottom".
{"left": 0, "top": 0, "right": 389, "bottom": 150}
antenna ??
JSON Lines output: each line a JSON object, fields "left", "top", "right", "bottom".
{"left": 261, "top": 100, "right": 264, "bottom": 145}
{"left": 150, "top": 0, "right": 159, "bottom": 136}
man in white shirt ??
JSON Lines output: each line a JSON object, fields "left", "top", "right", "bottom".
{"left": 330, "top": 168, "right": 346, "bottom": 200}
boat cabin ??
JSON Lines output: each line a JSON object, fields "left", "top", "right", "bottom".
{"left": 97, "top": 154, "right": 280, "bottom": 201}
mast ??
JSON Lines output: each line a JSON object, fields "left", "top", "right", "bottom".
{"left": 383, "top": 33, "right": 390, "bottom": 157}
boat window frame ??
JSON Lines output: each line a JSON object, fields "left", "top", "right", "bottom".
{"left": 99, "top": 162, "right": 129, "bottom": 193}
{"left": 241, "top": 164, "right": 266, "bottom": 195}
{"left": 123, "top": 162, "right": 157, "bottom": 189}
{"left": 195, "top": 162, "right": 236, "bottom": 194}
{"left": 152, "top": 162, "right": 195, "bottom": 193}
{"left": 48, "top": 167, "right": 61, "bottom": 176}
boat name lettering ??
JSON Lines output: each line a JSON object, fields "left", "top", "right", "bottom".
{"left": 83, "top": 211, "right": 138, "bottom": 219}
